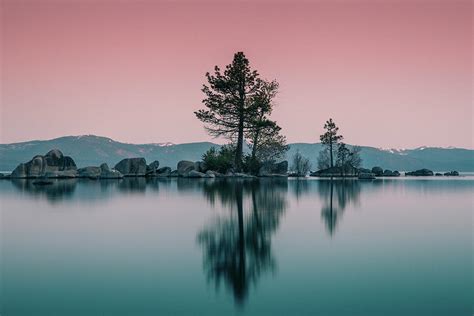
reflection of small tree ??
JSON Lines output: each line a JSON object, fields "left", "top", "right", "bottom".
{"left": 292, "top": 150, "right": 311, "bottom": 176}
{"left": 197, "top": 179, "right": 287, "bottom": 305}
{"left": 318, "top": 180, "right": 361, "bottom": 236}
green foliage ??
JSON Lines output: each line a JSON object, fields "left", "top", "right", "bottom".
{"left": 202, "top": 145, "right": 236, "bottom": 173}
{"left": 292, "top": 150, "right": 311, "bottom": 176}
{"left": 242, "top": 154, "right": 262, "bottom": 175}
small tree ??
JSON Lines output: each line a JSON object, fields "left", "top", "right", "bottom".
{"left": 202, "top": 145, "right": 235, "bottom": 173}
{"left": 246, "top": 80, "right": 288, "bottom": 166}
{"left": 317, "top": 148, "right": 330, "bottom": 170}
{"left": 292, "top": 150, "right": 311, "bottom": 177}
{"left": 336, "top": 143, "right": 350, "bottom": 167}
{"left": 319, "top": 118, "right": 343, "bottom": 168}
{"left": 348, "top": 146, "right": 362, "bottom": 169}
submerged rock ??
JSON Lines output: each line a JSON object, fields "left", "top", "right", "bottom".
{"left": 11, "top": 149, "right": 77, "bottom": 178}
{"left": 114, "top": 158, "right": 147, "bottom": 176}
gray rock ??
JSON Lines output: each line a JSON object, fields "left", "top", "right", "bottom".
{"left": 371, "top": 167, "right": 383, "bottom": 177}
{"left": 311, "top": 165, "right": 358, "bottom": 177}
{"left": 146, "top": 160, "right": 160, "bottom": 176}
{"left": 406, "top": 169, "right": 434, "bottom": 176}
{"left": 383, "top": 169, "right": 394, "bottom": 176}
{"left": 194, "top": 161, "right": 207, "bottom": 173}
{"left": 169, "top": 170, "right": 179, "bottom": 177}
{"left": 114, "top": 158, "right": 147, "bottom": 176}
{"left": 44, "top": 170, "right": 77, "bottom": 179}
{"left": 99, "top": 163, "right": 123, "bottom": 179}
{"left": 186, "top": 170, "right": 209, "bottom": 178}
{"left": 77, "top": 166, "right": 102, "bottom": 178}
{"left": 258, "top": 161, "right": 288, "bottom": 177}
{"left": 177, "top": 160, "right": 195, "bottom": 176}
{"left": 156, "top": 167, "right": 172, "bottom": 177}
{"left": 206, "top": 170, "right": 223, "bottom": 178}
{"left": 11, "top": 149, "right": 77, "bottom": 178}
{"left": 444, "top": 171, "right": 459, "bottom": 176}
{"left": 358, "top": 172, "right": 375, "bottom": 180}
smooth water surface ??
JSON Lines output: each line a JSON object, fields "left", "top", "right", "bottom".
{"left": 0, "top": 178, "right": 472, "bottom": 315}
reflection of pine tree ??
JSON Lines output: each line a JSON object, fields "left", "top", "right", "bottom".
{"left": 318, "top": 180, "right": 361, "bottom": 236}
{"left": 197, "top": 179, "right": 287, "bottom": 305}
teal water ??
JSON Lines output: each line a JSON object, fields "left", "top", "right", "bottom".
{"left": 0, "top": 178, "right": 472, "bottom": 316}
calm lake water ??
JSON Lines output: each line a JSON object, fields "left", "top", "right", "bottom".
{"left": 0, "top": 177, "right": 472, "bottom": 316}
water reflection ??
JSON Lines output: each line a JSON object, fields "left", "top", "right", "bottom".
{"left": 197, "top": 179, "right": 287, "bottom": 305}
{"left": 318, "top": 180, "right": 361, "bottom": 236}
{"left": 10, "top": 179, "right": 78, "bottom": 203}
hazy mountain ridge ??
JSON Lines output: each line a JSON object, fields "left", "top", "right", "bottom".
{"left": 1, "top": 135, "right": 473, "bottom": 171}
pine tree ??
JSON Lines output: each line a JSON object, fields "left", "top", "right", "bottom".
{"left": 195, "top": 52, "right": 262, "bottom": 171}
{"left": 319, "top": 118, "right": 343, "bottom": 168}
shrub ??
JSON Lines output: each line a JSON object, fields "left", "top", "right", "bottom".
{"left": 202, "top": 145, "right": 235, "bottom": 173}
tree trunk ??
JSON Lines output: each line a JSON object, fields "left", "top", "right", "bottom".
{"left": 235, "top": 118, "right": 244, "bottom": 171}
{"left": 329, "top": 141, "right": 333, "bottom": 168}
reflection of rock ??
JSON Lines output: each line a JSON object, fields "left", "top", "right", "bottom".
{"left": 197, "top": 179, "right": 287, "bottom": 305}
{"left": 118, "top": 177, "right": 147, "bottom": 192}
{"left": 114, "top": 158, "right": 147, "bottom": 177}
{"left": 11, "top": 178, "right": 77, "bottom": 202}
{"left": 406, "top": 169, "right": 434, "bottom": 176}
{"left": 258, "top": 161, "right": 288, "bottom": 177}
{"left": 11, "top": 149, "right": 77, "bottom": 178}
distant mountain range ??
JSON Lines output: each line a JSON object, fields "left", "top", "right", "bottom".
{"left": 0, "top": 135, "right": 473, "bottom": 172}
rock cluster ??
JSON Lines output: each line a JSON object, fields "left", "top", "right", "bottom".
{"left": 405, "top": 169, "right": 434, "bottom": 176}
{"left": 258, "top": 161, "right": 288, "bottom": 177}
{"left": 443, "top": 171, "right": 459, "bottom": 176}
{"left": 310, "top": 164, "right": 358, "bottom": 177}
{"left": 6, "top": 149, "right": 288, "bottom": 180}
{"left": 11, "top": 149, "right": 77, "bottom": 178}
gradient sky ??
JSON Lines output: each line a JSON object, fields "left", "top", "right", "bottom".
{"left": 1, "top": 0, "right": 472, "bottom": 148}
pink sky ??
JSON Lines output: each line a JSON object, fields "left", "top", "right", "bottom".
{"left": 1, "top": 0, "right": 472, "bottom": 148}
